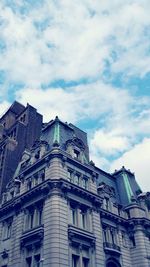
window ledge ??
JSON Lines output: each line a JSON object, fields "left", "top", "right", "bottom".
{"left": 103, "top": 242, "right": 121, "bottom": 255}
{"left": 21, "top": 225, "right": 44, "bottom": 247}
{"left": 68, "top": 224, "right": 95, "bottom": 247}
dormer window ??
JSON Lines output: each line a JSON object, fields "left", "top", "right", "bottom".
{"left": 73, "top": 149, "right": 80, "bottom": 159}
{"left": 35, "top": 150, "right": 40, "bottom": 160}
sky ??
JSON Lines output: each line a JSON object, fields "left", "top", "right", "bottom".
{"left": 0, "top": 0, "right": 150, "bottom": 191}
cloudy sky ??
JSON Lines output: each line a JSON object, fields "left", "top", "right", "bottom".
{"left": 0, "top": 0, "right": 150, "bottom": 191}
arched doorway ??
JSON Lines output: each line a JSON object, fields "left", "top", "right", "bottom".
{"left": 106, "top": 258, "right": 121, "bottom": 267}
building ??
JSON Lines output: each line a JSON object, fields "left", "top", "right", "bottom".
{"left": 0, "top": 101, "right": 42, "bottom": 196}
{"left": 0, "top": 102, "right": 150, "bottom": 267}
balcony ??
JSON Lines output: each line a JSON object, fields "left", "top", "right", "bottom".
{"left": 103, "top": 242, "right": 121, "bottom": 255}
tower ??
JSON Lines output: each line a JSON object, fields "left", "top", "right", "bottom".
{"left": 0, "top": 101, "right": 42, "bottom": 196}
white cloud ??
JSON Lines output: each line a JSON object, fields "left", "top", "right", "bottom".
{"left": 0, "top": 0, "right": 150, "bottom": 91}
{"left": 90, "top": 130, "right": 130, "bottom": 155}
{"left": 110, "top": 138, "right": 150, "bottom": 192}
{"left": 15, "top": 82, "right": 133, "bottom": 123}
{"left": 0, "top": 0, "right": 150, "bottom": 191}
{"left": 0, "top": 101, "right": 10, "bottom": 117}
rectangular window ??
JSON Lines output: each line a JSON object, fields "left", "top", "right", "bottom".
{"left": 67, "top": 169, "right": 72, "bottom": 182}
{"left": 26, "top": 257, "right": 32, "bottom": 267}
{"left": 72, "top": 255, "right": 79, "bottom": 267}
{"left": 2, "top": 220, "right": 12, "bottom": 240}
{"left": 40, "top": 170, "right": 45, "bottom": 182}
{"left": 29, "top": 212, "right": 34, "bottom": 229}
{"left": 130, "top": 235, "right": 136, "bottom": 248}
{"left": 25, "top": 206, "right": 43, "bottom": 230}
{"left": 82, "top": 177, "right": 88, "bottom": 189}
{"left": 34, "top": 254, "right": 40, "bottom": 267}
{"left": 71, "top": 207, "right": 77, "bottom": 225}
{"left": 103, "top": 229, "right": 107, "bottom": 243}
{"left": 82, "top": 257, "right": 89, "bottom": 267}
{"left": 122, "top": 231, "right": 128, "bottom": 247}
{"left": 27, "top": 179, "right": 32, "bottom": 190}
{"left": 80, "top": 209, "right": 86, "bottom": 229}
{"left": 103, "top": 198, "right": 110, "bottom": 211}
{"left": 37, "top": 209, "right": 43, "bottom": 225}
{"left": 34, "top": 173, "right": 39, "bottom": 186}
{"left": 74, "top": 174, "right": 80, "bottom": 185}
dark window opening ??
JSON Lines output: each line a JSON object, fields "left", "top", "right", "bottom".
{"left": 26, "top": 256, "right": 32, "bottom": 267}
{"left": 130, "top": 235, "right": 136, "bottom": 247}
{"left": 72, "top": 254, "right": 79, "bottom": 267}
{"left": 82, "top": 257, "right": 89, "bottom": 267}
{"left": 74, "top": 149, "right": 80, "bottom": 159}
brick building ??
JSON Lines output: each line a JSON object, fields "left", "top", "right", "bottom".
{"left": 0, "top": 102, "right": 150, "bottom": 267}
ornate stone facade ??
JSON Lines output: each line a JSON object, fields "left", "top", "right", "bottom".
{"left": 0, "top": 102, "right": 150, "bottom": 267}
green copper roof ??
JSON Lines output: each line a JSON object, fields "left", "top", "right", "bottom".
{"left": 122, "top": 172, "right": 134, "bottom": 202}
{"left": 53, "top": 121, "right": 60, "bottom": 143}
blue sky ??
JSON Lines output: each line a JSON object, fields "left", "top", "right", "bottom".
{"left": 0, "top": 0, "right": 150, "bottom": 191}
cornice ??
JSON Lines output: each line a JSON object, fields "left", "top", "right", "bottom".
{"left": 100, "top": 208, "right": 128, "bottom": 226}
{"left": 0, "top": 178, "right": 103, "bottom": 217}
{"left": 100, "top": 208, "right": 150, "bottom": 230}
{"left": 18, "top": 148, "right": 98, "bottom": 179}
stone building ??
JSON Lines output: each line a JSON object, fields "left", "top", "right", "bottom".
{"left": 0, "top": 101, "right": 42, "bottom": 196}
{"left": 0, "top": 102, "right": 150, "bottom": 267}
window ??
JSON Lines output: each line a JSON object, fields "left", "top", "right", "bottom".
{"left": 25, "top": 205, "right": 43, "bottom": 231}
{"left": 82, "top": 177, "right": 88, "bottom": 189}
{"left": 36, "top": 209, "right": 43, "bottom": 226}
{"left": 39, "top": 170, "right": 45, "bottom": 182}
{"left": 103, "top": 225, "right": 118, "bottom": 246}
{"left": 74, "top": 149, "right": 80, "bottom": 159}
{"left": 79, "top": 209, "right": 86, "bottom": 229}
{"left": 34, "top": 254, "right": 40, "bottom": 267}
{"left": 29, "top": 211, "right": 34, "bottom": 229}
{"left": 70, "top": 203, "right": 88, "bottom": 230}
{"left": 9, "top": 128, "right": 17, "bottom": 139}
{"left": 82, "top": 257, "right": 89, "bottom": 267}
{"left": 27, "top": 179, "right": 32, "bottom": 190}
{"left": 103, "top": 227, "right": 108, "bottom": 243}
{"left": 35, "top": 150, "right": 40, "bottom": 160}
{"left": 67, "top": 169, "right": 72, "bottom": 182}
{"left": 25, "top": 246, "right": 41, "bottom": 267}
{"left": 130, "top": 235, "right": 136, "bottom": 248}
{"left": 2, "top": 219, "right": 12, "bottom": 240}
{"left": 27, "top": 169, "right": 45, "bottom": 190}
{"left": 71, "top": 206, "right": 77, "bottom": 225}
{"left": 34, "top": 173, "right": 39, "bottom": 186}
{"left": 122, "top": 231, "right": 128, "bottom": 247}
{"left": 26, "top": 254, "right": 40, "bottom": 267}
{"left": 103, "top": 198, "right": 110, "bottom": 211}
{"left": 74, "top": 174, "right": 80, "bottom": 185}
{"left": 26, "top": 257, "right": 32, "bottom": 267}
{"left": 20, "top": 113, "right": 26, "bottom": 123}
{"left": 110, "top": 229, "right": 115, "bottom": 244}
{"left": 10, "top": 190, "right": 14, "bottom": 199}
{"left": 72, "top": 255, "right": 79, "bottom": 267}
{"left": 71, "top": 246, "right": 91, "bottom": 267}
